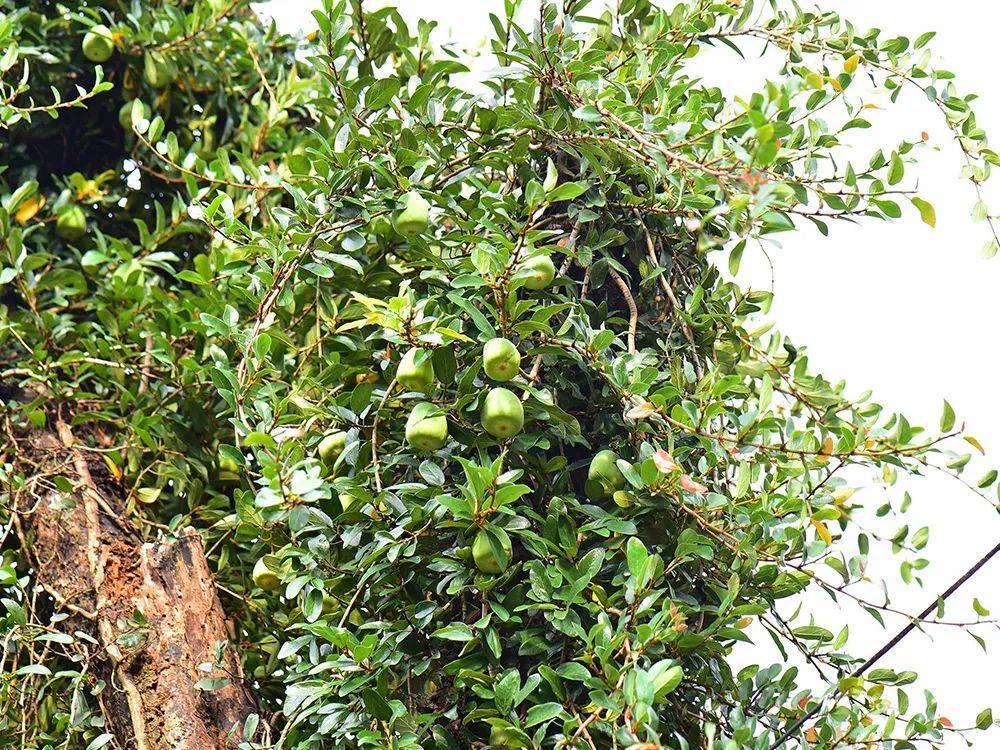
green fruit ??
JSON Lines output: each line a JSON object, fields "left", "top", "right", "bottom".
{"left": 586, "top": 449, "right": 626, "bottom": 500}
{"left": 338, "top": 491, "right": 356, "bottom": 513}
{"left": 56, "top": 206, "right": 87, "bottom": 241}
{"left": 472, "top": 530, "right": 511, "bottom": 574}
{"left": 394, "top": 191, "right": 430, "bottom": 235}
{"left": 521, "top": 254, "right": 556, "bottom": 290}
{"left": 481, "top": 387, "right": 524, "bottom": 439}
{"left": 218, "top": 453, "right": 240, "bottom": 482}
{"left": 397, "top": 347, "right": 435, "bottom": 392}
{"left": 82, "top": 25, "right": 114, "bottom": 63}
{"left": 318, "top": 431, "right": 347, "bottom": 463}
{"left": 143, "top": 51, "right": 176, "bottom": 88}
{"left": 405, "top": 402, "right": 448, "bottom": 452}
{"left": 482, "top": 338, "right": 521, "bottom": 382}
{"left": 119, "top": 99, "right": 145, "bottom": 129}
{"left": 252, "top": 557, "right": 280, "bottom": 591}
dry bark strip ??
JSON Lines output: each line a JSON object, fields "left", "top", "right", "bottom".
{"left": 21, "top": 423, "right": 254, "bottom": 749}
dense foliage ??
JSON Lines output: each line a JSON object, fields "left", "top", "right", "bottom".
{"left": 2, "top": 1, "right": 999, "bottom": 748}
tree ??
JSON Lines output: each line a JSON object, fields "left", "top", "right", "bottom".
{"left": 1, "top": 0, "right": 998, "bottom": 748}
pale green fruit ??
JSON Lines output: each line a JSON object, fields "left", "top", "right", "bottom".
{"left": 482, "top": 338, "right": 521, "bottom": 382}
{"left": 472, "top": 530, "right": 511, "bottom": 574}
{"left": 56, "top": 206, "right": 87, "bottom": 241}
{"left": 218, "top": 452, "right": 240, "bottom": 483}
{"left": 586, "top": 449, "right": 626, "bottom": 500}
{"left": 394, "top": 191, "right": 430, "bottom": 235}
{"left": 405, "top": 402, "right": 448, "bottom": 452}
{"left": 119, "top": 99, "right": 145, "bottom": 129}
{"left": 521, "top": 254, "right": 556, "bottom": 290}
{"left": 252, "top": 557, "right": 280, "bottom": 591}
{"left": 397, "top": 347, "right": 435, "bottom": 392}
{"left": 318, "top": 431, "right": 347, "bottom": 463}
{"left": 82, "top": 25, "right": 114, "bottom": 63}
{"left": 481, "top": 387, "right": 524, "bottom": 439}
{"left": 143, "top": 51, "right": 176, "bottom": 88}
{"left": 337, "top": 491, "right": 356, "bottom": 513}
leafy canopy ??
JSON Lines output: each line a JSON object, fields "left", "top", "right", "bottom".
{"left": 2, "top": 1, "right": 999, "bottom": 749}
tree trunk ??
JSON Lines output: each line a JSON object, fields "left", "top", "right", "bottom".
{"left": 19, "top": 423, "right": 254, "bottom": 750}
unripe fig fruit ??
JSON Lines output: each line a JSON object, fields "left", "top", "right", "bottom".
{"left": 218, "top": 452, "right": 240, "bottom": 483}
{"left": 252, "top": 557, "right": 280, "bottom": 591}
{"left": 586, "top": 449, "right": 626, "bottom": 500}
{"left": 397, "top": 347, "right": 435, "bottom": 392}
{"left": 82, "top": 25, "right": 114, "bottom": 63}
{"left": 520, "top": 254, "right": 556, "bottom": 290}
{"left": 472, "top": 530, "right": 511, "bottom": 574}
{"left": 394, "top": 191, "right": 430, "bottom": 236}
{"left": 321, "top": 594, "right": 339, "bottom": 615}
{"left": 143, "top": 50, "right": 176, "bottom": 88}
{"left": 56, "top": 206, "right": 87, "bottom": 241}
{"left": 481, "top": 387, "right": 524, "bottom": 439}
{"left": 337, "top": 491, "right": 356, "bottom": 513}
{"left": 119, "top": 99, "right": 145, "bottom": 129}
{"left": 318, "top": 431, "right": 347, "bottom": 463}
{"left": 482, "top": 337, "right": 521, "bottom": 382}
{"left": 405, "top": 402, "right": 448, "bottom": 452}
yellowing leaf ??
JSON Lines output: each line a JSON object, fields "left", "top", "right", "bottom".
{"left": 832, "top": 487, "right": 855, "bottom": 504}
{"left": 910, "top": 197, "right": 936, "bottom": 228}
{"left": 335, "top": 318, "right": 372, "bottom": 333}
{"left": 626, "top": 402, "right": 656, "bottom": 420}
{"left": 812, "top": 518, "right": 832, "bottom": 544}
{"left": 965, "top": 435, "right": 985, "bottom": 454}
{"left": 435, "top": 327, "right": 475, "bottom": 343}
{"left": 102, "top": 454, "right": 122, "bottom": 479}
{"left": 14, "top": 194, "right": 44, "bottom": 224}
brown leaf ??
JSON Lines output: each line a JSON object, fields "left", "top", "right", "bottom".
{"left": 653, "top": 449, "right": 679, "bottom": 474}
{"left": 680, "top": 474, "right": 707, "bottom": 494}
{"left": 626, "top": 402, "right": 656, "bottom": 420}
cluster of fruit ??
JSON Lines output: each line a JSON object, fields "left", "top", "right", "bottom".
{"left": 248, "top": 192, "right": 626, "bottom": 587}
{"left": 52, "top": 25, "right": 179, "bottom": 245}
{"left": 391, "top": 191, "right": 555, "bottom": 453}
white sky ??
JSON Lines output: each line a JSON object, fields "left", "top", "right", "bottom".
{"left": 258, "top": 1, "right": 1000, "bottom": 744}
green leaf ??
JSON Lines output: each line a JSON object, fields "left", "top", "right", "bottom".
{"left": 940, "top": 400, "right": 956, "bottom": 432}
{"left": 86, "top": 734, "right": 115, "bottom": 750}
{"left": 431, "top": 623, "right": 475, "bottom": 641}
{"left": 887, "top": 153, "right": 904, "bottom": 185}
{"left": 572, "top": 105, "right": 601, "bottom": 122}
{"left": 524, "top": 702, "right": 564, "bottom": 727}
{"left": 976, "top": 708, "right": 994, "bottom": 729}
{"left": 365, "top": 78, "right": 401, "bottom": 110}
{"left": 361, "top": 687, "right": 393, "bottom": 721}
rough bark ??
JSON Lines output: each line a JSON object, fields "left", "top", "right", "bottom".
{"left": 19, "top": 423, "right": 254, "bottom": 750}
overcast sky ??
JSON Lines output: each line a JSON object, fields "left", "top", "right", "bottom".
{"left": 257, "top": 1, "right": 1000, "bottom": 743}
